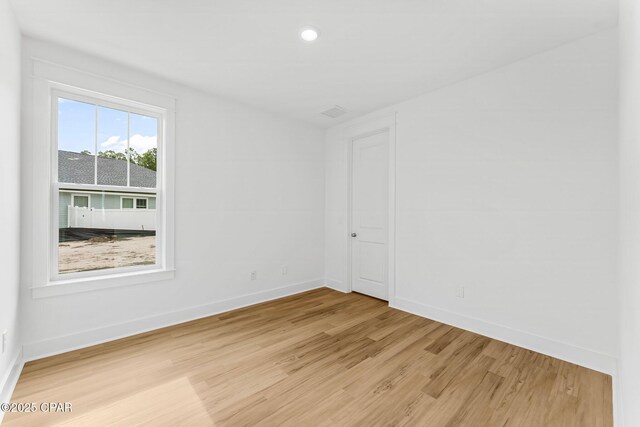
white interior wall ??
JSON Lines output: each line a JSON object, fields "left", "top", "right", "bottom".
{"left": 19, "top": 38, "right": 325, "bottom": 358}
{"left": 5, "top": 13, "right": 624, "bottom": 422}
{"left": 0, "top": 0, "right": 22, "bottom": 404}
{"left": 618, "top": 0, "right": 640, "bottom": 424}
{"left": 325, "top": 30, "right": 619, "bottom": 374}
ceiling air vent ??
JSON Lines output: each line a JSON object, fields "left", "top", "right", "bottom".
{"left": 321, "top": 105, "right": 347, "bottom": 119}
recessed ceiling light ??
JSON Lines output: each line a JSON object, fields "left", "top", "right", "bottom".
{"left": 300, "top": 26, "right": 319, "bottom": 42}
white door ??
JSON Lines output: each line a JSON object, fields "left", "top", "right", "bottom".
{"left": 351, "top": 130, "right": 389, "bottom": 300}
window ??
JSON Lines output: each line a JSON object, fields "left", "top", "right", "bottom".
{"left": 54, "top": 91, "right": 162, "bottom": 277}
{"left": 121, "top": 196, "right": 148, "bottom": 209}
{"left": 27, "top": 61, "right": 174, "bottom": 297}
{"left": 72, "top": 194, "right": 90, "bottom": 208}
{"left": 122, "top": 197, "right": 134, "bottom": 209}
{"left": 136, "top": 198, "right": 148, "bottom": 209}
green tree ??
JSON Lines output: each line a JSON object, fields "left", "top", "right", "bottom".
{"left": 127, "top": 148, "right": 140, "bottom": 165}
{"left": 94, "top": 147, "right": 156, "bottom": 172}
{"left": 137, "top": 148, "right": 157, "bottom": 171}
{"left": 98, "top": 149, "right": 128, "bottom": 161}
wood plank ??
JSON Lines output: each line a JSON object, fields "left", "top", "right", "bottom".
{"left": 3, "top": 288, "right": 612, "bottom": 427}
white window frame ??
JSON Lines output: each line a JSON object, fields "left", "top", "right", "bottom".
{"left": 121, "top": 196, "right": 149, "bottom": 210}
{"left": 121, "top": 196, "right": 134, "bottom": 209}
{"left": 51, "top": 89, "right": 162, "bottom": 280}
{"left": 136, "top": 198, "right": 148, "bottom": 209}
{"left": 71, "top": 193, "right": 91, "bottom": 208}
{"left": 28, "top": 59, "right": 175, "bottom": 298}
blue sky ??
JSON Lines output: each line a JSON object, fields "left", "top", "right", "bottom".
{"left": 58, "top": 97, "right": 158, "bottom": 154}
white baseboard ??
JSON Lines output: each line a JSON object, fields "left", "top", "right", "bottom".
{"left": 14, "top": 282, "right": 619, "bottom": 415}
{"left": 324, "top": 278, "right": 348, "bottom": 293}
{"left": 391, "top": 296, "right": 617, "bottom": 376}
{"left": 0, "top": 349, "right": 25, "bottom": 424}
{"left": 22, "top": 279, "right": 324, "bottom": 362}
{"left": 6, "top": 284, "right": 620, "bottom": 424}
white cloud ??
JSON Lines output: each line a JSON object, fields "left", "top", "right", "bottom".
{"left": 100, "top": 134, "right": 157, "bottom": 153}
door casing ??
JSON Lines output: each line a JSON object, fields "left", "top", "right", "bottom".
{"left": 344, "top": 114, "right": 396, "bottom": 303}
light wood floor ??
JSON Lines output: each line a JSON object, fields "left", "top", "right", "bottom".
{"left": 4, "top": 288, "right": 612, "bottom": 426}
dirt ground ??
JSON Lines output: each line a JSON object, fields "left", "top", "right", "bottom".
{"left": 58, "top": 235, "right": 156, "bottom": 273}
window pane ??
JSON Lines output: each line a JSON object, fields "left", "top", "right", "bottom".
{"left": 58, "top": 98, "right": 96, "bottom": 184}
{"left": 73, "top": 195, "right": 89, "bottom": 208}
{"left": 129, "top": 113, "right": 157, "bottom": 188}
{"left": 97, "top": 106, "right": 128, "bottom": 186}
{"left": 58, "top": 189, "right": 157, "bottom": 274}
{"left": 136, "top": 198, "right": 147, "bottom": 209}
{"left": 122, "top": 197, "right": 134, "bottom": 209}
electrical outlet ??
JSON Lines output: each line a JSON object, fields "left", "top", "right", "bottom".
{"left": 2, "top": 330, "right": 7, "bottom": 354}
{"left": 282, "top": 266, "right": 288, "bottom": 275}
{"left": 456, "top": 286, "right": 465, "bottom": 298}
{"left": 250, "top": 270, "right": 257, "bottom": 281}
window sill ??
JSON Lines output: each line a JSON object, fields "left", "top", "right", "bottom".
{"left": 31, "top": 269, "right": 175, "bottom": 299}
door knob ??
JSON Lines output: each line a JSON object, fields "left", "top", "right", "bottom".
{"left": 351, "top": 232, "right": 357, "bottom": 237}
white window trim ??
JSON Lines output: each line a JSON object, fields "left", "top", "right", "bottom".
{"left": 121, "top": 196, "right": 134, "bottom": 209}
{"left": 51, "top": 89, "right": 162, "bottom": 282}
{"left": 136, "top": 198, "right": 148, "bottom": 209}
{"left": 59, "top": 188, "right": 155, "bottom": 197}
{"left": 71, "top": 193, "right": 91, "bottom": 208}
{"left": 121, "top": 196, "right": 149, "bottom": 210}
{"left": 28, "top": 58, "right": 175, "bottom": 299}
{"left": 59, "top": 183, "right": 156, "bottom": 194}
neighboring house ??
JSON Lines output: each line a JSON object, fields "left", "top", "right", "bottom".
{"left": 58, "top": 150, "right": 156, "bottom": 231}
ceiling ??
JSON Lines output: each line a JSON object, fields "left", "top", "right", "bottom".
{"left": 11, "top": 0, "right": 617, "bottom": 128}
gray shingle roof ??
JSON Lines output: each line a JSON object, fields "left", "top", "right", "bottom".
{"left": 58, "top": 150, "right": 156, "bottom": 188}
